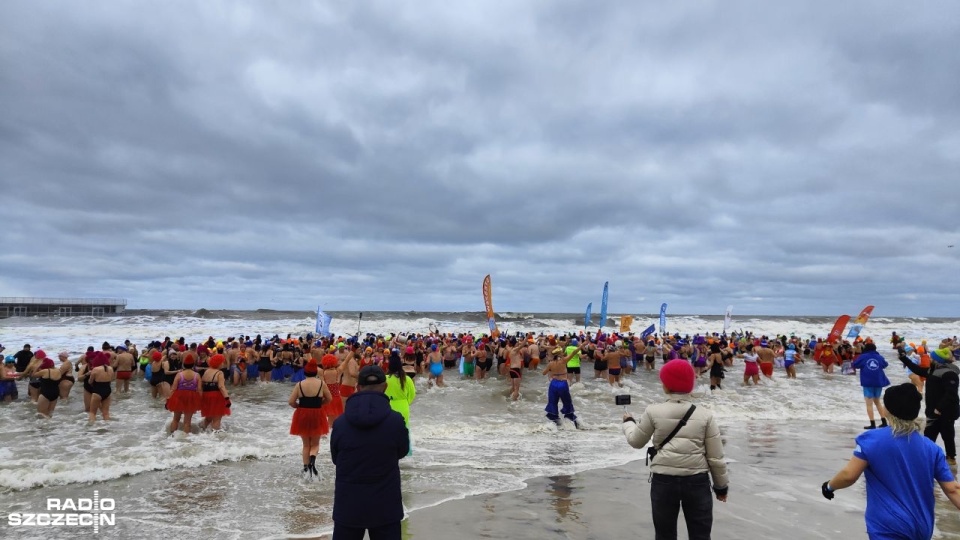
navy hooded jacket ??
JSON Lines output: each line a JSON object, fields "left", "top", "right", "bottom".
{"left": 330, "top": 390, "right": 410, "bottom": 528}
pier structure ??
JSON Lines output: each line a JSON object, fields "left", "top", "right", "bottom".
{"left": 0, "top": 297, "right": 127, "bottom": 317}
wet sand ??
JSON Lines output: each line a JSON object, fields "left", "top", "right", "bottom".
{"left": 396, "top": 420, "right": 960, "bottom": 540}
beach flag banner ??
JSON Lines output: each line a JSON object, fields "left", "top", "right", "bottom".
{"left": 620, "top": 315, "right": 633, "bottom": 333}
{"left": 846, "top": 305, "right": 875, "bottom": 339}
{"left": 641, "top": 324, "right": 656, "bottom": 340}
{"left": 316, "top": 308, "right": 332, "bottom": 338}
{"left": 723, "top": 305, "right": 733, "bottom": 335}
{"left": 599, "top": 281, "right": 609, "bottom": 330}
{"left": 584, "top": 302, "right": 593, "bottom": 331}
{"left": 827, "top": 314, "right": 851, "bottom": 344}
{"left": 659, "top": 303, "right": 668, "bottom": 335}
{"left": 482, "top": 274, "right": 500, "bottom": 338}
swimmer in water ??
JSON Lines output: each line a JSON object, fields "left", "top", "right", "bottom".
{"left": 166, "top": 356, "right": 201, "bottom": 434}
{"left": 289, "top": 359, "right": 332, "bottom": 477}
{"left": 87, "top": 352, "right": 114, "bottom": 423}
{"left": 34, "top": 354, "right": 62, "bottom": 418}
{"left": 58, "top": 352, "right": 74, "bottom": 400}
{"left": 200, "top": 354, "right": 231, "bottom": 431}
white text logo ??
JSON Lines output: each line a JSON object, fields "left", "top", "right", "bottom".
{"left": 8, "top": 490, "right": 115, "bottom": 534}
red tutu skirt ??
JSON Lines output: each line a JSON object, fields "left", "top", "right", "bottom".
{"left": 167, "top": 388, "right": 201, "bottom": 414}
{"left": 325, "top": 383, "right": 344, "bottom": 420}
{"left": 200, "top": 391, "right": 231, "bottom": 418}
{"left": 290, "top": 407, "right": 329, "bottom": 436}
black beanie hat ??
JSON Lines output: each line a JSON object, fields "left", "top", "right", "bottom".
{"left": 883, "top": 383, "right": 922, "bottom": 421}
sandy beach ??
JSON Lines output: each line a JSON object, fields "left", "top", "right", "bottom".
{"left": 396, "top": 419, "right": 960, "bottom": 540}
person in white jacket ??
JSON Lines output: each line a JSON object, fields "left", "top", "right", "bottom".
{"left": 622, "top": 359, "right": 729, "bottom": 540}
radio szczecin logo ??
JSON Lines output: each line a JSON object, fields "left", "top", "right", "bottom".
{"left": 8, "top": 490, "right": 116, "bottom": 533}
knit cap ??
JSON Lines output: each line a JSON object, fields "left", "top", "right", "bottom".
{"left": 883, "top": 383, "right": 922, "bottom": 421}
{"left": 660, "top": 359, "right": 695, "bottom": 394}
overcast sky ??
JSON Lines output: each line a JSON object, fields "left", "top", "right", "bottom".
{"left": 1, "top": 2, "right": 958, "bottom": 317}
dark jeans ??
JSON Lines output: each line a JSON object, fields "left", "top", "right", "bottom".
{"left": 545, "top": 379, "right": 577, "bottom": 421}
{"left": 651, "top": 472, "right": 713, "bottom": 540}
{"left": 332, "top": 521, "right": 401, "bottom": 540}
{"left": 925, "top": 416, "right": 957, "bottom": 458}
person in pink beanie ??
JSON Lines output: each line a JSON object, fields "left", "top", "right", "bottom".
{"left": 621, "top": 359, "right": 728, "bottom": 539}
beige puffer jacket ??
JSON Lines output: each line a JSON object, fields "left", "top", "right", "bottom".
{"left": 622, "top": 394, "right": 728, "bottom": 489}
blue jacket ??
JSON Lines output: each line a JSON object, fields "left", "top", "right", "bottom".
{"left": 330, "top": 391, "right": 410, "bottom": 528}
{"left": 852, "top": 351, "right": 891, "bottom": 388}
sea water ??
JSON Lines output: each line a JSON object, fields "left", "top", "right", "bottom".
{"left": 0, "top": 312, "right": 956, "bottom": 539}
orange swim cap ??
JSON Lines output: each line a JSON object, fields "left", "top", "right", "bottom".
{"left": 208, "top": 354, "right": 225, "bottom": 369}
{"left": 321, "top": 354, "right": 338, "bottom": 369}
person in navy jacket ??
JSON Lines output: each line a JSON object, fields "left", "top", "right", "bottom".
{"left": 330, "top": 365, "right": 410, "bottom": 540}
{"left": 853, "top": 343, "right": 891, "bottom": 430}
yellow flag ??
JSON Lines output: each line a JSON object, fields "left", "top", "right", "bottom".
{"left": 620, "top": 315, "right": 633, "bottom": 333}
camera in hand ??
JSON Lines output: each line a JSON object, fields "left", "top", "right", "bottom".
{"left": 615, "top": 395, "right": 631, "bottom": 406}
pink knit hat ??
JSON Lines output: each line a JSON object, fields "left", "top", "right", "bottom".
{"left": 660, "top": 359, "right": 695, "bottom": 393}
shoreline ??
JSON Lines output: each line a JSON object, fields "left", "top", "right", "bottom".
{"left": 392, "top": 417, "right": 960, "bottom": 540}
{"left": 296, "top": 419, "right": 882, "bottom": 540}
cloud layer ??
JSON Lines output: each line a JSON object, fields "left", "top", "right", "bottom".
{"left": 1, "top": 1, "right": 958, "bottom": 316}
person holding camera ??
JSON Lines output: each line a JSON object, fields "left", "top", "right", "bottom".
{"left": 622, "top": 359, "right": 728, "bottom": 540}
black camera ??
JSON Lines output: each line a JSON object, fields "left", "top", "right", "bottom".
{"left": 615, "top": 395, "right": 631, "bottom": 406}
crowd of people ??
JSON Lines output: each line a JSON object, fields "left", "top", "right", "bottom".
{"left": 2, "top": 330, "right": 960, "bottom": 538}
{"left": 2, "top": 331, "right": 958, "bottom": 423}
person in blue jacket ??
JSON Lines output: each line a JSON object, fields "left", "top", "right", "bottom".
{"left": 853, "top": 343, "right": 891, "bottom": 430}
{"left": 330, "top": 365, "right": 410, "bottom": 540}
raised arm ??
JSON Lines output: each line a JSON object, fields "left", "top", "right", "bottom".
{"left": 899, "top": 351, "right": 929, "bottom": 377}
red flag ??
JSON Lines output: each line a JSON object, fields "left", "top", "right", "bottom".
{"left": 827, "top": 315, "right": 851, "bottom": 344}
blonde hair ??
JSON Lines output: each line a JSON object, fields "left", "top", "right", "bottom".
{"left": 887, "top": 415, "right": 925, "bottom": 437}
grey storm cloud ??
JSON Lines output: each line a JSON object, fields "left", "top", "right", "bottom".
{"left": 1, "top": 1, "right": 958, "bottom": 316}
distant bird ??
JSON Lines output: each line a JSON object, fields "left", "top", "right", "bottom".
{"left": 949, "top": 245, "right": 955, "bottom": 248}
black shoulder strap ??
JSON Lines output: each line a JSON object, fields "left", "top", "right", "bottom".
{"left": 657, "top": 405, "right": 696, "bottom": 451}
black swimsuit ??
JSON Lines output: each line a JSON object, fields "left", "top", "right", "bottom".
{"left": 38, "top": 371, "right": 60, "bottom": 401}
{"left": 297, "top": 383, "right": 324, "bottom": 408}
{"left": 91, "top": 368, "right": 113, "bottom": 399}
{"left": 259, "top": 355, "right": 272, "bottom": 373}
{"left": 150, "top": 363, "right": 164, "bottom": 386}
{"left": 81, "top": 367, "right": 95, "bottom": 394}
{"left": 202, "top": 370, "right": 220, "bottom": 392}
{"left": 163, "top": 359, "right": 181, "bottom": 385}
